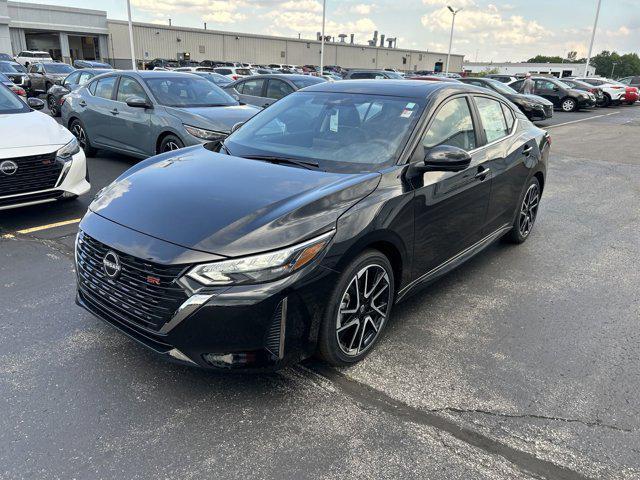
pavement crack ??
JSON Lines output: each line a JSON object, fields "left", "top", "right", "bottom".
{"left": 430, "top": 407, "right": 634, "bottom": 433}
{"left": 302, "top": 362, "right": 597, "bottom": 480}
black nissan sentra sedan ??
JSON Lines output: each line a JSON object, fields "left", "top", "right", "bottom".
{"left": 75, "top": 80, "right": 549, "bottom": 370}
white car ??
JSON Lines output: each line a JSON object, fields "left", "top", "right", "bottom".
{"left": 0, "top": 84, "right": 89, "bottom": 211}
{"left": 212, "top": 66, "right": 253, "bottom": 80}
{"left": 174, "top": 66, "right": 215, "bottom": 72}
{"left": 14, "top": 50, "right": 53, "bottom": 67}
{"left": 572, "top": 77, "right": 626, "bottom": 106}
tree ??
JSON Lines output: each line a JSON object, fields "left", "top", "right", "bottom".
{"left": 590, "top": 51, "right": 640, "bottom": 78}
{"left": 526, "top": 55, "right": 565, "bottom": 63}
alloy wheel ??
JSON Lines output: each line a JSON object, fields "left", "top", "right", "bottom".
{"left": 48, "top": 96, "right": 57, "bottom": 115}
{"left": 562, "top": 99, "right": 576, "bottom": 112}
{"left": 71, "top": 123, "right": 86, "bottom": 149}
{"left": 163, "top": 141, "right": 181, "bottom": 152}
{"left": 336, "top": 264, "right": 391, "bottom": 357}
{"left": 519, "top": 183, "right": 539, "bottom": 238}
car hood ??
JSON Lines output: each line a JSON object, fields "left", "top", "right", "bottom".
{"left": 89, "top": 146, "right": 381, "bottom": 257}
{"left": 510, "top": 93, "right": 553, "bottom": 106}
{"left": 165, "top": 104, "right": 261, "bottom": 133}
{"left": 0, "top": 110, "right": 73, "bottom": 150}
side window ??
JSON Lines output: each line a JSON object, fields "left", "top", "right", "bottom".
{"left": 239, "top": 79, "right": 265, "bottom": 96}
{"left": 94, "top": 76, "right": 117, "bottom": 100}
{"left": 63, "top": 71, "right": 81, "bottom": 87}
{"left": 116, "top": 76, "right": 148, "bottom": 103}
{"left": 535, "top": 80, "right": 556, "bottom": 91}
{"left": 78, "top": 72, "right": 94, "bottom": 85}
{"left": 422, "top": 97, "right": 476, "bottom": 151}
{"left": 216, "top": 68, "right": 231, "bottom": 75}
{"left": 475, "top": 97, "right": 508, "bottom": 143}
{"left": 350, "top": 72, "right": 374, "bottom": 79}
{"left": 501, "top": 103, "right": 516, "bottom": 131}
{"left": 87, "top": 80, "right": 97, "bottom": 95}
{"left": 466, "top": 80, "right": 485, "bottom": 88}
{"left": 510, "top": 80, "right": 524, "bottom": 92}
{"left": 266, "top": 79, "right": 294, "bottom": 100}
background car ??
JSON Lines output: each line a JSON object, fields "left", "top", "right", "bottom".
{"left": 27, "top": 62, "right": 76, "bottom": 96}
{"left": 61, "top": 71, "right": 261, "bottom": 158}
{"left": 0, "top": 53, "right": 13, "bottom": 61}
{"left": 75, "top": 80, "right": 548, "bottom": 370}
{"left": 0, "top": 83, "right": 89, "bottom": 210}
{"left": 73, "top": 60, "right": 113, "bottom": 69}
{"left": 558, "top": 78, "right": 605, "bottom": 106}
{"left": 213, "top": 66, "right": 252, "bottom": 80}
{"left": 0, "top": 60, "right": 30, "bottom": 89}
{"left": 14, "top": 50, "right": 53, "bottom": 67}
{"left": 46, "top": 68, "right": 112, "bottom": 116}
{"left": 485, "top": 74, "right": 520, "bottom": 84}
{"left": 509, "top": 76, "right": 595, "bottom": 112}
{"left": 191, "top": 71, "right": 234, "bottom": 87}
{"left": 145, "top": 58, "right": 179, "bottom": 70}
{"left": 571, "top": 77, "right": 626, "bottom": 107}
{"left": 459, "top": 77, "right": 553, "bottom": 121}
{"left": 618, "top": 76, "right": 640, "bottom": 90}
{"left": 343, "top": 69, "right": 404, "bottom": 79}
{"left": 174, "top": 66, "right": 215, "bottom": 73}
{"left": 0, "top": 72, "right": 27, "bottom": 100}
{"left": 224, "top": 74, "right": 326, "bottom": 108}
{"left": 408, "top": 75, "right": 461, "bottom": 83}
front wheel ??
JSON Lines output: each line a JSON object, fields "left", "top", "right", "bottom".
{"left": 317, "top": 250, "right": 395, "bottom": 367}
{"left": 69, "top": 119, "right": 97, "bottom": 157}
{"left": 504, "top": 177, "right": 541, "bottom": 244}
{"left": 561, "top": 97, "right": 577, "bottom": 112}
{"left": 159, "top": 135, "right": 184, "bottom": 153}
{"left": 47, "top": 95, "right": 60, "bottom": 117}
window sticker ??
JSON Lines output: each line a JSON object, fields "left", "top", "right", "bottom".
{"left": 400, "top": 109, "right": 413, "bottom": 118}
{"left": 405, "top": 102, "right": 416, "bottom": 109}
{"left": 330, "top": 111, "right": 339, "bottom": 132}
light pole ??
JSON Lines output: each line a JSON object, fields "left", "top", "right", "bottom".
{"left": 611, "top": 62, "right": 618, "bottom": 78}
{"left": 584, "top": 0, "right": 602, "bottom": 77}
{"left": 319, "top": 0, "right": 327, "bottom": 75}
{"left": 445, "top": 6, "right": 462, "bottom": 75}
{"left": 126, "top": 0, "right": 136, "bottom": 70}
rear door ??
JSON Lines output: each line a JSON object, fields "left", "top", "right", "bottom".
{"left": 235, "top": 78, "right": 267, "bottom": 107}
{"left": 410, "top": 94, "right": 493, "bottom": 276}
{"left": 264, "top": 79, "right": 295, "bottom": 107}
{"left": 110, "top": 75, "right": 153, "bottom": 156}
{"left": 534, "top": 79, "right": 561, "bottom": 106}
{"left": 83, "top": 75, "right": 119, "bottom": 148}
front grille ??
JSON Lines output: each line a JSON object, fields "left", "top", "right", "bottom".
{"left": 0, "top": 151, "right": 62, "bottom": 197}
{"left": 76, "top": 232, "right": 189, "bottom": 332}
{"left": 265, "top": 298, "right": 286, "bottom": 359}
{"left": 0, "top": 190, "right": 61, "bottom": 208}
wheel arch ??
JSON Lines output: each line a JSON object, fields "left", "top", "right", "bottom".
{"left": 155, "top": 130, "right": 184, "bottom": 154}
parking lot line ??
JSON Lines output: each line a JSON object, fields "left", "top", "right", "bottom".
{"left": 15, "top": 218, "right": 81, "bottom": 235}
{"left": 547, "top": 111, "right": 620, "bottom": 129}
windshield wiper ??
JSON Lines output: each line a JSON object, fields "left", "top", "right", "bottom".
{"left": 243, "top": 155, "right": 321, "bottom": 170}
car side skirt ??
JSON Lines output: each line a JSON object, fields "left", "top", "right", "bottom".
{"left": 396, "top": 224, "right": 512, "bottom": 302}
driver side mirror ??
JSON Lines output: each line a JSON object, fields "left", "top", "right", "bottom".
{"left": 420, "top": 145, "right": 472, "bottom": 172}
{"left": 27, "top": 97, "right": 45, "bottom": 110}
{"left": 126, "top": 96, "right": 153, "bottom": 109}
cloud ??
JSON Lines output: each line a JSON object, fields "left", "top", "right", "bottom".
{"left": 351, "top": 3, "right": 374, "bottom": 15}
{"left": 422, "top": 0, "right": 477, "bottom": 7}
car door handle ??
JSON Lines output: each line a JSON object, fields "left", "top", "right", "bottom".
{"left": 475, "top": 167, "right": 491, "bottom": 180}
{"left": 523, "top": 145, "right": 533, "bottom": 156}
{"left": 78, "top": 100, "right": 86, "bottom": 107}
{"left": 110, "top": 108, "right": 119, "bottom": 115}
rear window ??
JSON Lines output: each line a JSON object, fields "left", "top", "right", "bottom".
{"left": 94, "top": 76, "right": 116, "bottom": 99}
{"left": 236, "top": 68, "right": 252, "bottom": 76}
{"left": 291, "top": 77, "right": 326, "bottom": 89}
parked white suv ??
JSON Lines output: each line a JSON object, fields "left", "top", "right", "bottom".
{"left": 212, "top": 66, "right": 253, "bottom": 80}
{"left": 0, "top": 84, "right": 89, "bottom": 210}
{"left": 14, "top": 50, "right": 53, "bottom": 67}
{"left": 572, "top": 77, "right": 626, "bottom": 106}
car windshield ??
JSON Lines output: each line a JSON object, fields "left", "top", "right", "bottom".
{"left": 0, "top": 62, "right": 22, "bottom": 73}
{"left": 0, "top": 85, "right": 29, "bottom": 113}
{"left": 486, "top": 79, "right": 517, "bottom": 94}
{"left": 225, "top": 91, "right": 424, "bottom": 173}
{"left": 144, "top": 76, "right": 239, "bottom": 107}
{"left": 291, "top": 77, "right": 326, "bottom": 89}
{"left": 43, "top": 63, "right": 75, "bottom": 74}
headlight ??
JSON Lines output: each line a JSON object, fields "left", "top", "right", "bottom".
{"left": 186, "top": 230, "right": 334, "bottom": 286}
{"left": 522, "top": 101, "right": 540, "bottom": 109}
{"left": 56, "top": 137, "right": 80, "bottom": 159}
{"left": 184, "top": 124, "right": 227, "bottom": 141}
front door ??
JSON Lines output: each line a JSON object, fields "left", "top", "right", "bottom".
{"left": 110, "top": 75, "right": 152, "bottom": 156}
{"left": 236, "top": 78, "right": 267, "bottom": 108}
{"left": 409, "top": 95, "right": 492, "bottom": 278}
{"left": 534, "top": 79, "right": 561, "bottom": 107}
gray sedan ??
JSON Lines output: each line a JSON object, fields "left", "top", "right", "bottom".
{"left": 224, "top": 74, "right": 326, "bottom": 108}
{"left": 61, "top": 71, "right": 261, "bottom": 158}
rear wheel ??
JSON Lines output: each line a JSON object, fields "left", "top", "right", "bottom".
{"left": 317, "top": 250, "right": 395, "bottom": 367}
{"left": 561, "top": 97, "right": 577, "bottom": 112}
{"left": 159, "top": 134, "right": 184, "bottom": 153}
{"left": 69, "top": 119, "right": 97, "bottom": 157}
{"left": 504, "top": 177, "right": 541, "bottom": 244}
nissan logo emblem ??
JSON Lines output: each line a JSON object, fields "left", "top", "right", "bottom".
{"left": 103, "top": 251, "right": 121, "bottom": 279}
{"left": 0, "top": 160, "right": 18, "bottom": 176}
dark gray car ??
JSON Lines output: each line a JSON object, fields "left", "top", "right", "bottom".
{"left": 224, "top": 74, "right": 326, "bottom": 108}
{"left": 61, "top": 71, "right": 261, "bottom": 158}
{"left": 28, "top": 62, "right": 75, "bottom": 95}
{"left": 343, "top": 69, "right": 404, "bottom": 80}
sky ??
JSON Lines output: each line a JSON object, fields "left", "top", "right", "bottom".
{"left": 20, "top": 0, "right": 640, "bottom": 61}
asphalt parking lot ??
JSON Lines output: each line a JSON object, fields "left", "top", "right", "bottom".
{"left": 1, "top": 104, "right": 639, "bottom": 479}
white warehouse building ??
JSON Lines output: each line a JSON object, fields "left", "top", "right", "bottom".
{"left": 463, "top": 62, "right": 596, "bottom": 78}
{"left": 0, "top": 0, "right": 465, "bottom": 72}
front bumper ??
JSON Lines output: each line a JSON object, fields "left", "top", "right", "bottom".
{"left": 75, "top": 213, "right": 337, "bottom": 371}
{"left": 522, "top": 103, "right": 553, "bottom": 120}
{"left": 577, "top": 97, "right": 596, "bottom": 108}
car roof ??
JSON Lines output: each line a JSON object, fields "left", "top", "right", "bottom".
{"left": 118, "top": 70, "right": 199, "bottom": 78}
{"left": 302, "top": 79, "right": 482, "bottom": 98}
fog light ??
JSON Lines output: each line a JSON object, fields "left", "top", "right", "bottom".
{"left": 203, "top": 352, "right": 257, "bottom": 367}
{"left": 62, "top": 191, "right": 76, "bottom": 198}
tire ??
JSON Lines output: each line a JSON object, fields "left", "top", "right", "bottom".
{"left": 69, "top": 119, "right": 97, "bottom": 157}
{"left": 561, "top": 97, "right": 577, "bottom": 112}
{"left": 47, "top": 95, "right": 60, "bottom": 117}
{"left": 317, "top": 249, "right": 395, "bottom": 367}
{"left": 504, "top": 177, "right": 541, "bottom": 244}
{"left": 158, "top": 134, "right": 184, "bottom": 153}
{"left": 602, "top": 93, "right": 611, "bottom": 107}
{"left": 45, "top": 82, "right": 52, "bottom": 92}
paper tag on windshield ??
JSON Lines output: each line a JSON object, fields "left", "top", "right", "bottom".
{"left": 405, "top": 102, "right": 416, "bottom": 109}
{"left": 330, "top": 112, "right": 339, "bottom": 132}
{"left": 400, "top": 109, "right": 413, "bottom": 118}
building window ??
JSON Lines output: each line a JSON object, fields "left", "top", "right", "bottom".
{"left": 281, "top": 51, "right": 286, "bottom": 58}
{"left": 306, "top": 43, "right": 310, "bottom": 48}
{"left": 199, "top": 45, "right": 205, "bottom": 54}
{"left": 419, "top": 54, "right": 423, "bottom": 61}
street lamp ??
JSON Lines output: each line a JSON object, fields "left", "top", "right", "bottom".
{"left": 611, "top": 62, "right": 618, "bottom": 78}
{"left": 445, "top": 5, "right": 462, "bottom": 75}
{"left": 319, "top": 0, "right": 327, "bottom": 75}
{"left": 584, "top": 0, "right": 602, "bottom": 77}
{"left": 126, "top": 0, "right": 136, "bottom": 70}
